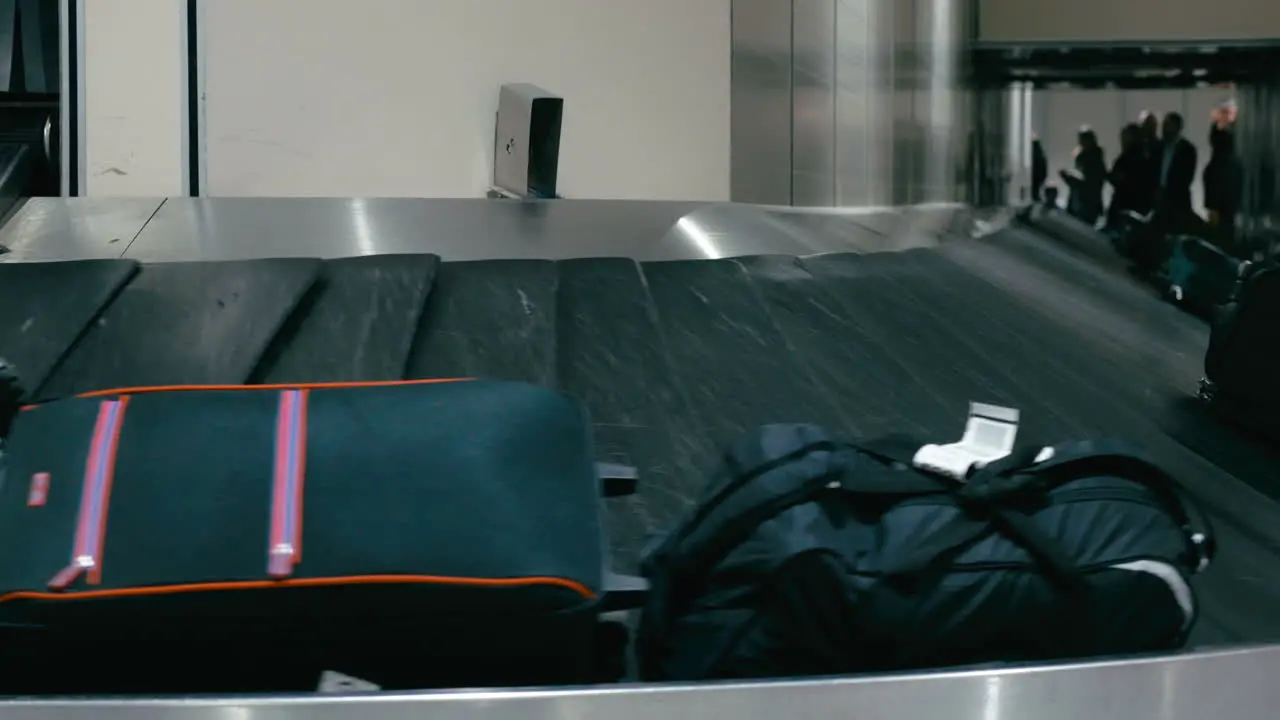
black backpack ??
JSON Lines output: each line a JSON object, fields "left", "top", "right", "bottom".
{"left": 637, "top": 424, "right": 1213, "bottom": 681}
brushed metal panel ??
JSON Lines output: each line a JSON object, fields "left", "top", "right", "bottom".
{"left": 731, "top": 0, "right": 793, "bottom": 204}
{"left": 919, "top": 0, "right": 969, "bottom": 203}
{"left": 1237, "top": 74, "right": 1280, "bottom": 227}
{"left": 125, "top": 198, "right": 704, "bottom": 262}
{"left": 118, "top": 198, "right": 912, "bottom": 263}
{"left": 916, "top": 0, "right": 960, "bottom": 202}
{"left": 891, "top": 0, "right": 921, "bottom": 205}
{"left": 970, "top": 88, "right": 1009, "bottom": 206}
{"left": 834, "top": 0, "right": 884, "bottom": 206}
{"left": 0, "top": 197, "right": 162, "bottom": 261}
{"left": 791, "top": 0, "right": 836, "bottom": 206}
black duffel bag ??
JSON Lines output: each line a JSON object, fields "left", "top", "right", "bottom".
{"left": 636, "top": 424, "right": 1214, "bottom": 681}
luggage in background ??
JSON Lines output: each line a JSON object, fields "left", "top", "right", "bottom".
{"left": 1117, "top": 212, "right": 1175, "bottom": 276}
{"left": 1162, "top": 235, "right": 1245, "bottom": 314}
{"left": 0, "top": 378, "right": 640, "bottom": 694}
{"left": 637, "top": 422, "right": 1212, "bottom": 681}
{"left": 1202, "top": 263, "right": 1280, "bottom": 438}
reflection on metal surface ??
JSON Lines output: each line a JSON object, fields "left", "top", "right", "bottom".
{"left": 732, "top": 0, "right": 972, "bottom": 207}
{"left": 730, "top": 0, "right": 793, "bottom": 205}
{"left": 791, "top": 0, "right": 837, "bottom": 207}
{"left": 1237, "top": 71, "right": 1280, "bottom": 231}
{"left": 0, "top": 198, "right": 961, "bottom": 264}
{"left": 971, "top": 88, "right": 1011, "bottom": 206}
{"left": 0, "top": 644, "right": 1278, "bottom": 719}
{"left": 114, "top": 198, "right": 930, "bottom": 263}
{"left": 125, "top": 198, "right": 705, "bottom": 262}
{"left": 0, "top": 197, "right": 162, "bottom": 261}
{"left": 835, "top": 0, "right": 889, "bottom": 206}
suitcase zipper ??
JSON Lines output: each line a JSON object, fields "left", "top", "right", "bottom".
{"left": 268, "top": 389, "right": 308, "bottom": 579}
{"left": 48, "top": 398, "right": 129, "bottom": 590}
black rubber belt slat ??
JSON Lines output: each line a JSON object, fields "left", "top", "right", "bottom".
{"left": 406, "top": 260, "right": 557, "bottom": 385}
{"left": 252, "top": 254, "right": 440, "bottom": 384}
{"left": 0, "top": 259, "right": 139, "bottom": 396}
{"left": 796, "top": 251, "right": 1013, "bottom": 440}
{"left": 857, "top": 248, "right": 1101, "bottom": 439}
{"left": 1022, "top": 212, "right": 1131, "bottom": 272}
{"left": 554, "top": 258, "right": 712, "bottom": 569}
{"left": 639, "top": 258, "right": 846, "bottom": 456}
{"left": 731, "top": 254, "right": 882, "bottom": 434}
{"left": 38, "top": 259, "right": 322, "bottom": 398}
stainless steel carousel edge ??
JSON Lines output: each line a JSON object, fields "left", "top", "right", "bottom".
{"left": 0, "top": 644, "right": 1275, "bottom": 720}
{"left": 0, "top": 198, "right": 962, "bottom": 263}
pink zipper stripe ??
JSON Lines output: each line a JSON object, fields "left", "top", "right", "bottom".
{"left": 48, "top": 399, "right": 127, "bottom": 590}
{"left": 268, "top": 390, "right": 307, "bottom": 578}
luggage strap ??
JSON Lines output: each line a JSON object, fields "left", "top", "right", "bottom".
{"left": 654, "top": 427, "right": 1214, "bottom": 597}
{"left": 855, "top": 436, "right": 1214, "bottom": 592}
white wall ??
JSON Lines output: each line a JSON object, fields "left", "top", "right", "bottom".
{"left": 1032, "top": 88, "right": 1232, "bottom": 215}
{"left": 197, "top": 0, "right": 730, "bottom": 200}
{"left": 980, "top": 0, "right": 1280, "bottom": 43}
{"left": 82, "top": 0, "right": 187, "bottom": 196}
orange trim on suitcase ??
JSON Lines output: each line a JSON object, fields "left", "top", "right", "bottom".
{"left": 75, "top": 377, "right": 473, "bottom": 399}
{"left": 2, "top": 573, "right": 597, "bottom": 603}
{"left": 21, "top": 379, "right": 471, "bottom": 411}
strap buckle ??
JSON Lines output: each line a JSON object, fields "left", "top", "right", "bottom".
{"left": 1189, "top": 532, "right": 1213, "bottom": 572}
{"left": 912, "top": 403, "right": 1022, "bottom": 481}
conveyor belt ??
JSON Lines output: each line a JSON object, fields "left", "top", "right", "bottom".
{"left": 0, "top": 259, "right": 138, "bottom": 391}
{"left": 4, "top": 223, "right": 1280, "bottom": 671}
{"left": 37, "top": 259, "right": 322, "bottom": 397}
{"left": 0, "top": 143, "right": 33, "bottom": 227}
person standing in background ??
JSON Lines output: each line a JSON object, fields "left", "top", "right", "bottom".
{"left": 1061, "top": 127, "right": 1107, "bottom": 225}
{"left": 1137, "top": 111, "right": 1163, "bottom": 214}
{"left": 1031, "top": 133, "right": 1048, "bottom": 203}
{"left": 1156, "top": 112, "right": 1198, "bottom": 231}
{"left": 1107, "top": 123, "right": 1156, "bottom": 228}
{"left": 1203, "top": 102, "right": 1241, "bottom": 251}
{"left": 1138, "top": 111, "right": 1161, "bottom": 158}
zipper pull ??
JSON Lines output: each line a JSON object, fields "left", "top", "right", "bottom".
{"left": 49, "top": 555, "right": 95, "bottom": 591}
{"left": 268, "top": 543, "right": 296, "bottom": 578}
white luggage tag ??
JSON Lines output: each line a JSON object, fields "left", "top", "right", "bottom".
{"left": 317, "top": 670, "right": 381, "bottom": 693}
{"left": 912, "top": 402, "right": 1022, "bottom": 481}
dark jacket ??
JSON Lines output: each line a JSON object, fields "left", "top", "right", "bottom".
{"left": 1156, "top": 137, "right": 1198, "bottom": 219}
{"left": 1031, "top": 140, "right": 1048, "bottom": 201}
{"left": 1066, "top": 145, "right": 1107, "bottom": 223}
{"left": 1108, "top": 149, "right": 1157, "bottom": 221}
{"left": 1204, "top": 126, "right": 1241, "bottom": 216}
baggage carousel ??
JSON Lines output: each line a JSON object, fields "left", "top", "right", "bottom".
{"left": 2, "top": 197, "right": 1280, "bottom": 719}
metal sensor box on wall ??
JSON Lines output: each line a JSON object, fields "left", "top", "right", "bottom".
{"left": 493, "top": 83, "right": 563, "bottom": 199}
